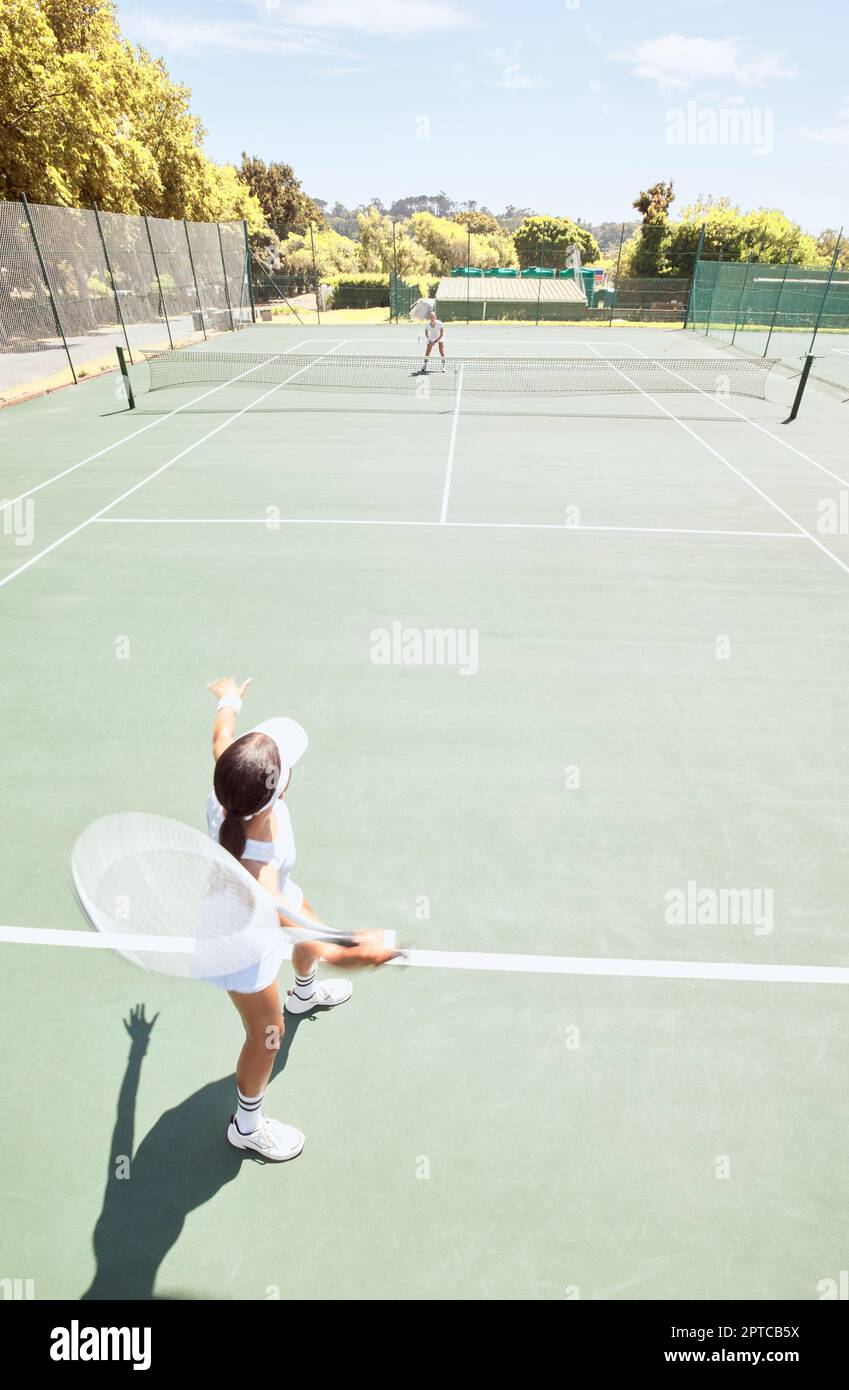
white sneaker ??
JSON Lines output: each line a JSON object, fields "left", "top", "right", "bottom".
{"left": 227, "top": 1114, "right": 305, "bottom": 1162}
{"left": 285, "top": 980, "right": 353, "bottom": 1015}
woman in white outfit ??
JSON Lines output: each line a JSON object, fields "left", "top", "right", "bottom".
{"left": 207, "top": 676, "right": 395, "bottom": 1163}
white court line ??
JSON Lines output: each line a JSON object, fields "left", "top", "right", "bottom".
{"left": 582, "top": 343, "right": 849, "bottom": 581}
{"left": 1, "top": 924, "right": 846, "bottom": 985}
{"left": 93, "top": 517, "right": 804, "bottom": 540}
{"left": 439, "top": 364, "right": 464, "bottom": 523}
{"left": 0, "top": 339, "right": 328, "bottom": 521}
{"left": 832, "top": 349, "right": 849, "bottom": 356}
{"left": 618, "top": 340, "right": 849, "bottom": 491}
{"left": 0, "top": 343, "right": 347, "bottom": 592}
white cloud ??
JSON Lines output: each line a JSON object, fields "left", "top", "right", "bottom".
{"left": 127, "top": 14, "right": 351, "bottom": 56}
{"left": 490, "top": 42, "right": 549, "bottom": 90}
{"left": 247, "top": 0, "right": 476, "bottom": 38}
{"left": 126, "top": 1, "right": 476, "bottom": 57}
{"left": 790, "top": 102, "right": 849, "bottom": 148}
{"left": 612, "top": 35, "right": 796, "bottom": 92}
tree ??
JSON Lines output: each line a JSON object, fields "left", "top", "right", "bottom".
{"left": 409, "top": 211, "right": 518, "bottom": 273}
{"left": 238, "top": 155, "right": 325, "bottom": 236}
{"left": 453, "top": 210, "right": 501, "bottom": 235}
{"left": 0, "top": 0, "right": 266, "bottom": 225}
{"left": 815, "top": 229, "right": 849, "bottom": 271}
{"left": 276, "top": 226, "right": 360, "bottom": 279}
{"left": 513, "top": 216, "right": 600, "bottom": 268}
{"left": 665, "top": 199, "right": 820, "bottom": 273}
{"left": 633, "top": 180, "right": 675, "bottom": 224}
{"left": 388, "top": 192, "right": 453, "bottom": 220}
{"left": 629, "top": 181, "right": 676, "bottom": 276}
{"left": 356, "top": 206, "right": 431, "bottom": 277}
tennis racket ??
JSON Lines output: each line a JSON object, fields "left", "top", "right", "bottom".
{"left": 71, "top": 812, "right": 385, "bottom": 979}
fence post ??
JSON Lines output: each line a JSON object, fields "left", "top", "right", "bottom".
{"left": 216, "top": 222, "right": 236, "bottom": 331}
{"left": 808, "top": 229, "right": 843, "bottom": 356}
{"left": 391, "top": 220, "right": 398, "bottom": 323}
{"left": 466, "top": 227, "right": 471, "bottom": 326}
{"left": 535, "top": 234, "right": 545, "bottom": 326}
{"left": 20, "top": 194, "right": 77, "bottom": 384}
{"left": 183, "top": 219, "right": 207, "bottom": 340}
{"left": 730, "top": 255, "right": 753, "bottom": 346}
{"left": 763, "top": 258, "right": 793, "bottom": 357}
{"left": 309, "top": 223, "right": 321, "bottom": 325}
{"left": 683, "top": 223, "right": 705, "bottom": 331}
{"left": 93, "top": 202, "right": 133, "bottom": 363}
{"left": 243, "top": 221, "right": 255, "bottom": 323}
{"left": 704, "top": 252, "right": 722, "bottom": 338}
{"left": 143, "top": 212, "right": 173, "bottom": 350}
{"left": 609, "top": 221, "right": 626, "bottom": 328}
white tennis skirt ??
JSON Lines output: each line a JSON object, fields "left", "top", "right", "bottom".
{"left": 204, "top": 877, "right": 305, "bottom": 994}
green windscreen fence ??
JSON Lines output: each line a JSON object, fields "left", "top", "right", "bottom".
{"left": 689, "top": 260, "right": 849, "bottom": 338}
{"left": 389, "top": 271, "right": 420, "bottom": 320}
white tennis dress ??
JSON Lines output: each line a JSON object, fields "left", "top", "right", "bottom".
{"left": 203, "top": 792, "right": 304, "bottom": 994}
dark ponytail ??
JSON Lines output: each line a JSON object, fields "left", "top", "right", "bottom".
{"left": 214, "top": 733, "right": 281, "bottom": 863}
{"left": 219, "top": 809, "right": 248, "bottom": 863}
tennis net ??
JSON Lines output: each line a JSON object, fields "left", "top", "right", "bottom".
{"left": 141, "top": 350, "right": 779, "bottom": 399}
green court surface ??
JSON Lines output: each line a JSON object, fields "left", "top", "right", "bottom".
{"left": 1, "top": 323, "right": 848, "bottom": 1301}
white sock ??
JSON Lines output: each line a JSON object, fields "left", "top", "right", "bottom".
{"left": 235, "top": 1088, "right": 264, "bottom": 1135}
{"left": 293, "top": 965, "right": 317, "bottom": 1002}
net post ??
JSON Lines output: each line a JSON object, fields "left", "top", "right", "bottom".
{"left": 391, "top": 219, "right": 398, "bottom": 323}
{"left": 683, "top": 222, "right": 705, "bottom": 331}
{"left": 309, "top": 223, "right": 321, "bottom": 325}
{"left": 783, "top": 353, "right": 814, "bottom": 423}
{"left": 21, "top": 194, "right": 77, "bottom": 384}
{"left": 764, "top": 258, "right": 793, "bottom": 356}
{"left": 184, "top": 219, "right": 207, "bottom": 340}
{"left": 116, "top": 345, "right": 135, "bottom": 409}
{"left": 609, "top": 222, "right": 626, "bottom": 327}
{"left": 808, "top": 228, "right": 842, "bottom": 356}
{"left": 94, "top": 202, "right": 133, "bottom": 364}
{"left": 243, "top": 220, "right": 256, "bottom": 323}
{"left": 143, "top": 211, "right": 173, "bottom": 351}
{"left": 535, "top": 234, "right": 545, "bottom": 326}
{"left": 216, "top": 222, "right": 236, "bottom": 331}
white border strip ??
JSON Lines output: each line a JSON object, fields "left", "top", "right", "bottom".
{"left": 92, "top": 518, "right": 803, "bottom": 540}
{"left": 1, "top": 924, "right": 846, "bottom": 984}
{"left": 439, "top": 364, "right": 464, "bottom": 523}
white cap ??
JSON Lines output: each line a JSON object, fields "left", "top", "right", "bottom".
{"left": 207, "top": 715, "right": 309, "bottom": 836}
{"left": 244, "top": 717, "right": 309, "bottom": 817}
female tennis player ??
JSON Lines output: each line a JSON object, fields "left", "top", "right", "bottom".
{"left": 207, "top": 676, "right": 396, "bottom": 1163}
{"left": 423, "top": 310, "right": 446, "bottom": 368}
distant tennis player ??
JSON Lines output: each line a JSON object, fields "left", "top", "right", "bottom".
{"left": 206, "top": 676, "right": 397, "bottom": 1163}
{"left": 422, "top": 310, "right": 446, "bottom": 370}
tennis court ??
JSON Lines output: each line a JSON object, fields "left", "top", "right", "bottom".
{"left": 1, "top": 321, "right": 848, "bottom": 1301}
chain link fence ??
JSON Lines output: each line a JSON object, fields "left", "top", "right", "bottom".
{"left": 0, "top": 199, "right": 252, "bottom": 405}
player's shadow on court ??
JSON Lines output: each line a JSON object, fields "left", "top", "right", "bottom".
{"left": 81, "top": 1003, "right": 311, "bottom": 1301}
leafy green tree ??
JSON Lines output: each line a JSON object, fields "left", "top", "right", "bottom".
{"left": 388, "top": 192, "right": 453, "bottom": 219}
{"left": 276, "top": 226, "right": 360, "bottom": 279}
{"left": 513, "top": 215, "right": 600, "bottom": 268}
{"left": 409, "top": 211, "right": 517, "bottom": 272}
{"left": 815, "top": 229, "right": 849, "bottom": 270}
{"left": 356, "top": 206, "right": 431, "bottom": 276}
{"left": 238, "top": 154, "right": 326, "bottom": 236}
{"left": 453, "top": 211, "right": 500, "bottom": 235}
{"left": 0, "top": 0, "right": 266, "bottom": 225}
{"left": 628, "top": 181, "right": 676, "bottom": 275}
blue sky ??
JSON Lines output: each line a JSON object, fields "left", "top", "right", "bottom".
{"left": 119, "top": 0, "right": 849, "bottom": 232}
